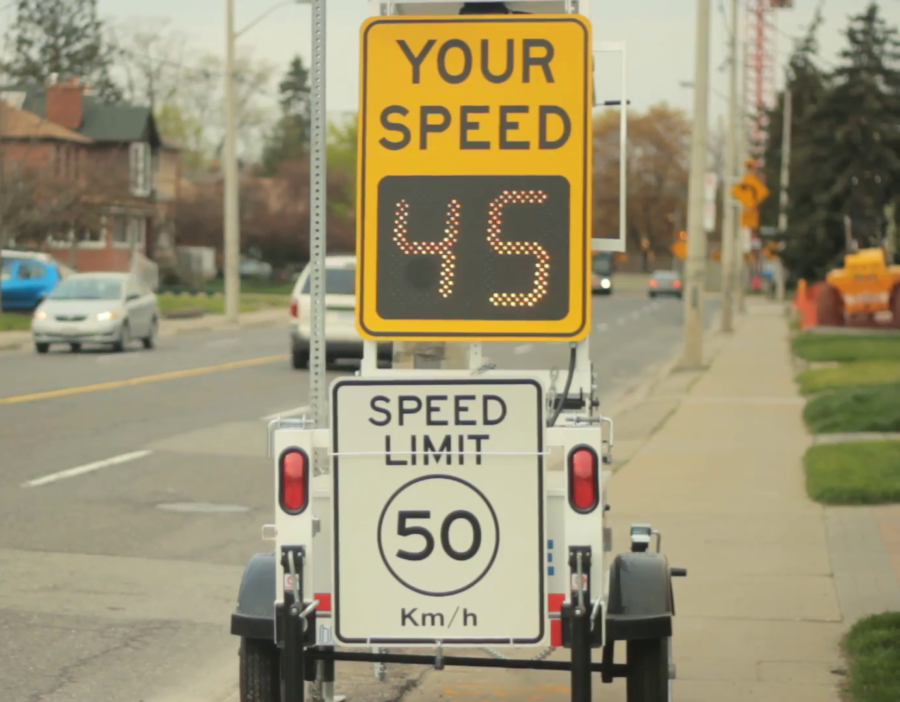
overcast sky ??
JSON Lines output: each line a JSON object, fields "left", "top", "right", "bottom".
{"left": 3, "top": 0, "right": 898, "bottom": 123}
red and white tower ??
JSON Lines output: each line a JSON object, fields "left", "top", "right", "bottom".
{"left": 745, "top": 0, "right": 794, "bottom": 170}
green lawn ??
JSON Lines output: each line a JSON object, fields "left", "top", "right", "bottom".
{"left": 805, "top": 441, "right": 900, "bottom": 505}
{"left": 174, "top": 279, "right": 296, "bottom": 296}
{"left": 792, "top": 333, "right": 900, "bottom": 363}
{"left": 844, "top": 612, "right": 900, "bottom": 702}
{"left": 156, "top": 292, "right": 289, "bottom": 318}
{"left": 797, "top": 361, "right": 900, "bottom": 395}
{"left": 0, "top": 312, "right": 32, "bottom": 332}
{"left": 804, "top": 383, "right": 900, "bottom": 434}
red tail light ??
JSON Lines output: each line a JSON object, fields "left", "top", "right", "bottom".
{"left": 674, "top": 280, "right": 682, "bottom": 289}
{"left": 649, "top": 279, "right": 658, "bottom": 287}
{"left": 279, "top": 448, "right": 309, "bottom": 514}
{"left": 568, "top": 446, "right": 599, "bottom": 513}
{"left": 290, "top": 300, "right": 299, "bottom": 318}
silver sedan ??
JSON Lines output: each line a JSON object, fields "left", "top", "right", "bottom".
{"left": 31, "top": 272, "right": 159, "bottom": 354}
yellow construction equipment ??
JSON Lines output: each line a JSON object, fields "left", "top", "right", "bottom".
{"left": 816, "top": 247, "right": 900, "bottom": 327}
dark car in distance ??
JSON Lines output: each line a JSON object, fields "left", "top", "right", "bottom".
{"left": 648, "top": 270, "right": 683, "bottom": 298}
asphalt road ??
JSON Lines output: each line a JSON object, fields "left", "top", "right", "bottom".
{"left": 0, "top": 290, "right": 718, "bottom": 702}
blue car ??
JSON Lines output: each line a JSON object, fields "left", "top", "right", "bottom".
{"left": 1, "top": 257, "right": 68, "bottom": 311}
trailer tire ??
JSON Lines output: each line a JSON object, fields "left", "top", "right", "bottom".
{"left": 239, "top": 637, "right": 281, "bottom": 702}
{"left": 890, "top": 284, "right": 900, "bottom": 329}
{"left": 816, "top": 284, "right": 845, "bottom": 327}
{"left": 626, "top": 637, "right": 670, "bottom": 702}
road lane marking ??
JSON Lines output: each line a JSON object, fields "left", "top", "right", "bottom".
{"left": 513, "top": 344, "right": 533, "bottom": 355}
{"left": 596, "top": 323, "right": 609, "bottom": 332}
{"left": 616, "top": 317, "right": 627, "bottom": 326}
{"left": 0, "top": 354, "right": 289, "bottom": 406}
{"left": 262, "top": 404, "right": 311, "bottom": 421}
{"left": 22, "top": 450, "right": 153, "bottom": 488}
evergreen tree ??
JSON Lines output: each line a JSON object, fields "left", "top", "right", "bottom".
{"left": 768, "top": 3, "right": 900, "bottom": 282}
{"left": 2, "top": 0, "right": 121, "bottom": 101}
{"left": 259, "top": 56, "right": 310, "bottom": 176}
{"left": 762, "top": 10, "right": 833, "bottom": 281}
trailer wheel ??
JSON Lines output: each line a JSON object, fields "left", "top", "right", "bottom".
{"left": 890, "top": 284, "right": 900, "bottom": 329}
{"left": 239, "top": 637, "right": 281, "bottom": 702}
{"left": 626, "top": 637, "right": 670, "bottom": 702}
{"left": 816, "top": 284, "right": 845, "bottom": 327}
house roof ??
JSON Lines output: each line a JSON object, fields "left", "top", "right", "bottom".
{"left": 2, "top": 82, "right": 161, "bottom": 146}
{"left": 0, "top": 101, "right": 93, "bottom": 143}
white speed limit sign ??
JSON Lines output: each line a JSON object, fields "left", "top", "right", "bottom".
{"left": 330, "top": 378, "right": 547, "bottom": 645}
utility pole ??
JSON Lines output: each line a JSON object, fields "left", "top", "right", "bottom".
{"left": 223, "top": 0, "right": 241, "bottom": 324}
{"left": 682, "top": 0, "right": 711, "bottom": 368}
{"left": 736, "top": 38, "right": 749, "bottom": 314}
{"left": 775, "top": 88, "right": 792, "bottom": 302}
{"left": 720, "top": 0, "right": 739, "bottom": 333}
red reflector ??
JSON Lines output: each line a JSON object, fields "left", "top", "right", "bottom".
{"left": 290, "top": 300, "right": 299, "bottom": 318}
{"left": 649, "top": 279, "right": 658, "bottom": 287}
{"left": 281, "top": 449, "right": 308, "bottom": 513}
{"left": 551, "top": 619, "right": 563, "bottom": 647}
{"left": 569, "top": 447, "right": 599, "bottom": 513}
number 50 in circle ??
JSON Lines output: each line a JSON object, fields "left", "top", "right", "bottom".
{"left": 377, "top": 475, "right": 500, "bottom": 597}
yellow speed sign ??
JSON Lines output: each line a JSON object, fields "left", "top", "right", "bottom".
{"left": 356, "top": 15, "right": 593, "bottom": 341}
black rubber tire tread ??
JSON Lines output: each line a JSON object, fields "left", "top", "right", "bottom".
{"left": 143, "top": 318, "right": 158, "bottom": 349}
{"left": 890, "top": 284, "right": 900, "bottom": 329}
{"left": 70, "top": 343, "right": 81, "bottom": 353}
{"left": 35, "top": 343, "right": 49, "bottom": 354}
{"left": 626, "top": 638, "right": 669, "bottom": 702}
{"left": 239, "top": 637, "right": 281, "bottom": 702}
{"left": 291, "top": 351, "right": 309, "bottom": 369}
{"left": 816, "top": 284, "right": 845, "bottom": 327}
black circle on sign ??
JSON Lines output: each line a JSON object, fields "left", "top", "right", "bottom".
{"left": 377, "top": 474, "right": 500, "bottom": 597}
{"left": 441, "top": 510, "right": 482, "bottom": 561}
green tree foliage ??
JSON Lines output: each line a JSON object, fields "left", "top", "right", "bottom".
{"left": 2, "top": 0, "right": 121, "bottom": 101}
{"left": 764, "top": 3, "right": 900, "bottom": 282}
{"left": 154, "top": 103, "right": 207, "bottom": 174}
{"left": 259, "top": 56, "right": 310, "bottom": 176}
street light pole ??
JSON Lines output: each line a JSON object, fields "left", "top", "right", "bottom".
{"left": 223, "top": 0, "right": 241, "bottom": 324}
{"left": 720, "top": 0, "right": 739, "bottom": 333}
{"left": 775, "top": 87, "right": 792, "bottom": 302}
{"left": 682, "top": 0, "right": 711, "bottom": 368}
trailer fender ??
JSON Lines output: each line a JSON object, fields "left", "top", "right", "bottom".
{"left": 230, "top": 551, "right": 276, "bottom": 641}
{"left": 605, "top": 552, "right": 673, "bottom": 642}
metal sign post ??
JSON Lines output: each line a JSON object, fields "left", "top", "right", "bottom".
{"left": 308, "top": 0, "right": 328, "bottom": 431}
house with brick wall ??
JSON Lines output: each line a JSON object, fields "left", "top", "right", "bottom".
{"left": 0, "top": 76, "right": 181, "bottom": 273}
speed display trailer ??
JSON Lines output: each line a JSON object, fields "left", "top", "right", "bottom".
{"left": 229, "top": 1, "right": 686, "bottom": 701}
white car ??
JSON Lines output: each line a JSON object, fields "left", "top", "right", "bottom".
{"left": 289, "top": 255, "right": 392, "bottom": 369}
{"left": 31, "top": 272, "right": 159, "bottom": 354}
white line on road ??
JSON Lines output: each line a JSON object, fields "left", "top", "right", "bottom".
{"left": 22, "top": 450, "right": 153, "bottom": 488}
{"left": 596, "top": 323, "right": 609, "bottom": 332}
{"left": 261, "top": 405, "right": 311, "bottom": 421}
{"left": 513, "top": 344, "right": 533, "bottom": 355}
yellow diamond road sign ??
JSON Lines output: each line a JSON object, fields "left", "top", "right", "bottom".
{"left": 356, "top": 15, "right": 593, "bottom": 342}
{"left": 731, "top": 172, "right": 770, "bottom": 209}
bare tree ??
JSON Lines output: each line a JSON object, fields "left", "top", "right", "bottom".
{"left": 107, "top": 17, "right": 193, "bottom": 110}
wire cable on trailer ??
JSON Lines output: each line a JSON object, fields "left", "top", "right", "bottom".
{"left": 548, "top": 343, "right": 577, "bottom": 427}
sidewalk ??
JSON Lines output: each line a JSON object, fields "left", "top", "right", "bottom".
{"left": 609, "top": 300, "right": 846, "bottom": 700}
{"left": 0, "top": 308, "right": 286, "bottom": 352}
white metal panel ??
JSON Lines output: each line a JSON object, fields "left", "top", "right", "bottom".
{"left": 592, "top": 42, "right": 627, "bottom": 253}
{"left": 330, "top": 377, "right": 547, "bottom": 646}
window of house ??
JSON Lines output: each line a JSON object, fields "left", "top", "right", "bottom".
{"left": 113, "top": 214, "right": 129, "bottom": 244}
{"left": 79, "top": 227, "right": 104, "bottom": 245}
{"left": 129, "top": 216, "right": 145, "bottom": 246}
{"left": 129, "top": 142, "right": 151, "bottom": 196}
